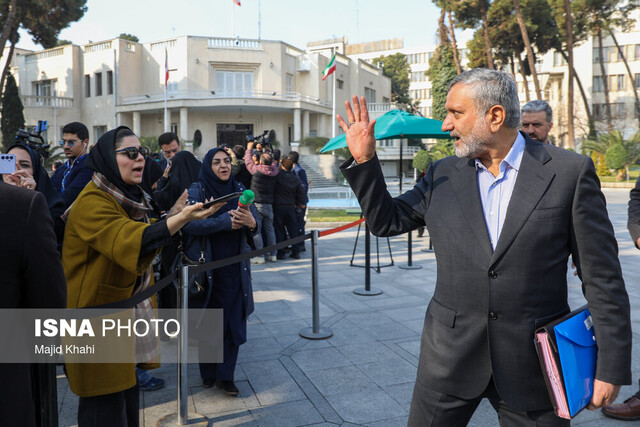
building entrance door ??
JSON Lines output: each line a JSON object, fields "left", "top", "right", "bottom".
{"left": 216, "top": 124, "right": 253, "bottom": 147}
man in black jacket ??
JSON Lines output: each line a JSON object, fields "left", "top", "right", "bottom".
{"left": 274, "top": 157, "right": 305, "bottom": 259}
{"left": 51, "top": 122, "right": 93, "bottom": 209}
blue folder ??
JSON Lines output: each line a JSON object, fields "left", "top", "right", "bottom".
{"left": 553, "top": 307, "right": 597, "bottom": 416}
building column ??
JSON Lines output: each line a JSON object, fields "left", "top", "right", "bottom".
{"left": 293, "top": 108, "right": 301, "bottom": 142}
{"left": 115, "top": 112, "right": 122, "bottom": 127}
{"left": 302, "top": 110, "right": 310, "bottom": 139}
{"left": 319, "top": 114, "right": 327, "bottom": 138}
{"left": 132, "top": 111, "right": 141, "bottom": 136}
{"left": 180, "top": 107, "right": 188, "bottom": 142}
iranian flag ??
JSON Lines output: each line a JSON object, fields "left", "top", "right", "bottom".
{"left": 322, "top": 54, "right": 336, "bottom": 80}
{"left": 233, "top": 0, "right": 241, "bottom": 5}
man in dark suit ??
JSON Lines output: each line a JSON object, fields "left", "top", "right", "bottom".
{"left": 0, "top": 181, "right": 67, "bottom": 426}
{"left": 337, "top": 68, "right": 631, "bottom": 425}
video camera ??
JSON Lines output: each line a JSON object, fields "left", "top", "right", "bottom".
{"left": 245, "top": 130, "right": 271, "bottom": 151}
{"left": 14, "top": 120, "right": 50, "bottom": 160}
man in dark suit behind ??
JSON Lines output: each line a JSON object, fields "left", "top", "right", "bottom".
{"left": 338, "top": 68, "right": 631, "bottom": 425}
{"left": 0, "top": 181, "right": 66, "bottom": 426}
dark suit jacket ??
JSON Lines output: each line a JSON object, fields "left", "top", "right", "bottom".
{"left": 341, "top": 134, "right": 631, "bottom": 411}
{"left": 627, "top": 176, "right": 640, "bottom": 245}
{"left": 0, "top": 182, "right": 66, "bottom": 426}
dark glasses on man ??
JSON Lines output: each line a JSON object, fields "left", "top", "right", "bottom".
{"left": 115, "top": 146, "right": 150, "bottom": 159}
{"left": 59, "top": 139, "right": 81, "bottom": 147}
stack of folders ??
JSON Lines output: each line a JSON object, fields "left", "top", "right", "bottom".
{"left": 534, "top": 305, "right": 597, "bottom": 419}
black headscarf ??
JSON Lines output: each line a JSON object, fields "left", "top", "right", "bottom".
{"left": 4, "top": 143, "right": 64, "bottom": 220}
{"left": 85, "top": 126, "right": 143, "bottom": 202}
{"left": 140, "top": 156, "right": 163, "bottom": 195}
{"left": 157, "top": 150, "right": 201, "bottom": 212}
{"left": 199, "top": 147, "right": 237, "bottom": 214}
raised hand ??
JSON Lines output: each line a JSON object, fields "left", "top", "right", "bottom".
{"left": 336, "top": 95, "right": 377, "bottom": 164}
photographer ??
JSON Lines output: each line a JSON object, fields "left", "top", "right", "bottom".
{"left": 2, "top": 143, "right": 65, "bottom": 243}
{"left": 244, "top": 140, "right": 279, "bottom": 263}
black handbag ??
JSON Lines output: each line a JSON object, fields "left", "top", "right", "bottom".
{"left": 172, "top": 231, "right": 209, "bottom": 300}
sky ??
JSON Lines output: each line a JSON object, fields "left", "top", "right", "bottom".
{"left": 16, "top": 0, "right": 461, "bottom": 52}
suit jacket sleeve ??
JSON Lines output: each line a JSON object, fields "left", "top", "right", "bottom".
{"left": 628, "top": 176, "right": 640, "bottom": 247}
{"left": 23, "top": 192, "right": 66, "bottom": 308}
{"left": 340, "top": 153, "right": 428, "bottom": 236}
{"left": 570, "top": 157, "right": 631, "bottom": 385}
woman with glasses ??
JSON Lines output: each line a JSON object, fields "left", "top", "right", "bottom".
{"left": 183, "top": 147, "right": 259, "bottom": 396}
{"left": 2, "top": 143, "right": 65, "bottom": 242}
{"left": 62, "top": 126, "right": 222, "bottom": 426}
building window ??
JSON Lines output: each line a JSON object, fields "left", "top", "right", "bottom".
{"left": 635, "top": 73, "right": 640, "bottom": 89}
{"left": 364, "top": 87, "right": 376, "bottom": 104}
{"left": 609, "top": 74, "right": 626, "bottom": 91}
{"left": 171, "top": 123, "right": 178, "bottom": 134}
{"left": 95, "top": 72, "right": 102, "bottom": 96}
{"left": 286, "top": 73, "right": 294, "bottom": 93}
{"left": 215, "top": 70, "right": 254, "bottom": 96}
{"left": 93, "top": 125, "right": 106, "bottom": 141}
{"left": 85, "top": 74, "right": 90, "bottom": 97}
{"left": 107, "top": 71, "right": 113, "bottom": 95}
{"left": 553, "top": 51, "right": 566, "bottom": 66}
{"left": 337, "top": 79, "right": 344, "bottom": 89}
{"left": 33, "top": 79, "right": 57, "bottom": 105}
{"left": 593, "top": 76, "right": 604, "bottom": 92}
{"left": 594, "top": 103, "right": 626, "bottom": 120}
{"left": 593, "top": 48, "right": 601, "bottom": 63}
{"left": 635, "top": 44, "right": 640, "bottom": 60}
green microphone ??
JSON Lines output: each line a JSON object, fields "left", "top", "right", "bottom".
{"left": 238, "top": 189, "right": 255, "bottom": 208}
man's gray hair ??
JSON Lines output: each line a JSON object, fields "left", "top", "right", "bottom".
{"left": 448, "top": 68, "right": 521, "bottom": 129}
{"left": 521, "top": 99, "right": 552, "bottom": 123}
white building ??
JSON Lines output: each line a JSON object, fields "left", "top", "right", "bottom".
{"left": 11, "top": 35, "right": 391, "bottom": 157}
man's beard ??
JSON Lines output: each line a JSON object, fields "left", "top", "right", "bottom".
{"left": 454, "top": 120, "right": 491, "bottom": 158}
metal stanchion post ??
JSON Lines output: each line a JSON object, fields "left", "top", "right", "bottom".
{"left": 421, "top": 234, "right": 434, "bottom": 252}
{"left": 300, "top": 230, "right": 333, "bottom": 340}
{"left": 157, "top": 265, "right": 207, "bottom": 426}
{"left": 399, "top": 231, "right": 422, "bottom": 270}
{"left": 354, "top": 223, "right": 383, "bottom": 296}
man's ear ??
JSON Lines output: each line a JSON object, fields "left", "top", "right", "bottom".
{"left": 487, "top": 105, "right": 506, "bottom": 132}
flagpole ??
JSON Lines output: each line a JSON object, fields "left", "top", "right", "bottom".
{"left": 258, "top": 0, "right": 262, "bottom": 40}
{"left": 164, "top": 48, "right": 169, "bottom": 133}
{"left": 332, "top": 47, "right": 336, "bottom": 138}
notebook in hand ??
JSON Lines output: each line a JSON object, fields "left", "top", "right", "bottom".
{"left": 534, "top": 305, "right": 597, "bottom": 419}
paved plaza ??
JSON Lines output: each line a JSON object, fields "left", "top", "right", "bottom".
{"left": 56, "top": 188, "right": 640, "bottom": 426}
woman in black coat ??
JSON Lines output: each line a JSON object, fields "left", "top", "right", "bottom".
{"left": 183, "top": 147, "right": 259, "bottom": 396}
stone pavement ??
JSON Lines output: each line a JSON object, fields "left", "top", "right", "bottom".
{"left": 56, "top": 188, "right": 640, "bottom": 426}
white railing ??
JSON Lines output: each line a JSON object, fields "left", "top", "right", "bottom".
{"left": 207, "top": 38, "right": 262, "bottom": 49}
{"left": 150, "top": 40, "right": 176, "bottom": 50}
{"left": 25, "top": 48, "right": 64, "bottom": 62}
{"left": 366, "top": 103, "right": 401, "bottom": 114}
{"left": 21, "top": 95, "right": 74, "bottom": 108}
{"left": 120, "top": 90, "right": 331, "bottom": 107}
{"left": 85, "top": 41, "right": 112, "bottom": 53}
{"left": 376, "top": 145, "right": 421, "bottom": 159}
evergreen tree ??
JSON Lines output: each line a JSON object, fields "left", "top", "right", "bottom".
{"left": 1, "top": 73, "right": 24, "bottom": 151}
{"left": 426, "top": 45, "right": 458, "bottom": 121}
{"left": 373, "top": 53, "right": 411, "bottom": 106}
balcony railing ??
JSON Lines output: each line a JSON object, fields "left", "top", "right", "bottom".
{"left": 21, "top": 95, "right": 74, "bottom": 108}
{"left": 207, "top": 37, "right": 262, "bottom": 50}
{"left": 376, "top": 145, "right": 421, "bottom": 159}
{"left": 119, "top": 90, "right": 331, "bottom": 107}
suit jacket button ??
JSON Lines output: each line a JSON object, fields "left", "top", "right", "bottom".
{"left": 488, "top": 270, "right": 498, "bottom": 279}
{"left": 490, "top": 312, "right": 499, "bottom": 320}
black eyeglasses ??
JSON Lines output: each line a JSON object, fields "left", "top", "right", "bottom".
{"left": 115, "top": 146, "right": 150, "bottom": 159}
{"left": 59, "top": 139, "right": 81, "bottom": 147}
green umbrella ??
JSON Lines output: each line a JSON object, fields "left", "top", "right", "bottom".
{"left": 319, "top": 109, "right": 451, "bottom": 153}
